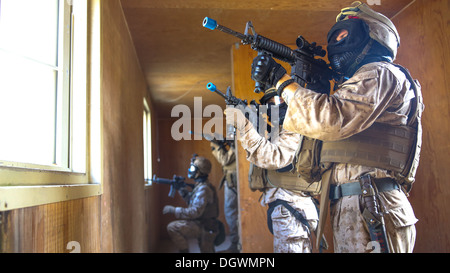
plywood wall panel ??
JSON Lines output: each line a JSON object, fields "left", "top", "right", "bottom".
{"left": 231, "top": 44, "right": 273, "bottom": 252}
{"left": 0, "top": 197, "right": 101, "bottom": 253}
{"left": 393, "top": 0, "right": 450, "bottom": 252}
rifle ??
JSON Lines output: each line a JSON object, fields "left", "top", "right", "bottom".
{"left": 203, "top": 17, "right": 333, "bottom": 94}
{"left": 189, "top": 130, "right": 234, "bottom": 150}
{"left": 207, "top": 82, "right": 273, "bottom": 130}
{"left": 206, "top": 82, "right": 252, "bottom": 107}
{"left": 147, "top": 174, "right": 195, "bottom": 198}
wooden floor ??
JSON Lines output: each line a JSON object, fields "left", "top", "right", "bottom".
{"left": 157, "top": 236, "right": 233, "bottom": 253}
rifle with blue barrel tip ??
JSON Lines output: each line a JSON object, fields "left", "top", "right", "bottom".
{"left": 206, "top": 82, "right": 255, "bottom": 108}
{"left": 203, "top": 17, "right": 333, "bottom": 94}
{"left": 206, "top": 82, "right": 274, "bottom": 131}
{"left": 206, "top": 82, "right": 264, "bottom": 126}
{"left": 147, "top": 174, "right": 194, "bottom": 198}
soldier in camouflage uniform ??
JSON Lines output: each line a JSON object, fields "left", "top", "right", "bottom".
{"left": 163, "top": 156, "right": 220, "bottom": 253}
{"left": 250, "top": 2, "right": 421, "bottom": 252}
{"left": 225, "top": 89, "right": 319, "bottom": 253}
{"left": 210, "top": 142, "right": 240, "bottom": 253}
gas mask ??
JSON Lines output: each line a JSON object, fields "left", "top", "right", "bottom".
{"left": 187, "top": 163, "right": 199, "bottom": 179}
{"left": 327, "top": 18, "right": 371, "bottom": 77}
{"left": 187, "top": 154, "right": 210, "bottom": 182}
{"left": 187, "top": 154, "right": 199, "bottom": 179}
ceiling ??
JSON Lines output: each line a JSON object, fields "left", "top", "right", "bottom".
{"left": 121, "top": 0, "right": 414, "bottom": 118}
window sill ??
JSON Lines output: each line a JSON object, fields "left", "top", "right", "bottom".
{"left": 0, "top": 183, "right": 102, "bottom": 211}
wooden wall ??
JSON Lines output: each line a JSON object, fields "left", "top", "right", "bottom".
{"left": 392, "top": 0, "right": 450, "bottom": 252}
{"left": 100, "top": 0, "right": 155, "bottom": 252}
{"left": 231, "top": 45, "right": 273, "bottom": 252}
{"left": 0, "top": 0, "right": 161, "bottom": 253}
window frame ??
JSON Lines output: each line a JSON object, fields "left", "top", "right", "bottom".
{"left": 0, "top": 0, "right": 102, "bottom": 211}
{"left": 143, "top": 98, "right": 153, "bottom": 187}
{"left": 0, "top": 0, "right": 71, "bottom": 172}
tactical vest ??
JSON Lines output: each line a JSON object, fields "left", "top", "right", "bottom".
{"left": 249, "top": 65, "right": 422, "bottom": 194}
{"left": 320, "top": 65, "right": 422, "bottom": 192}
{"left": 247, "top": 135, "right": 323, "bottom": 195}
{"left": 247, "top": 127, "right": 324, "bottom": 195}
{"left": 304, "top": 64, "right": 422, "bottom": 193}
{"left": 193, "top": 182, "right": 219, "bottom": 220}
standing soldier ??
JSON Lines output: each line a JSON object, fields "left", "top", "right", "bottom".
{"left": 163, "top": 155, "right": 221, "bottom": 253}
{"left": 250, "top": 1, "right": 422, "bottom": 252}
{"left": 210, "top": 141, "right": 240, "bottom": 253}
{"left": 225, "top": 88, "right": 322, "bottom": 253}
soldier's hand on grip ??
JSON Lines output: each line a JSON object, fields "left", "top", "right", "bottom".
{"left": 251, "top": 53, "right": 286, "bottom": 88}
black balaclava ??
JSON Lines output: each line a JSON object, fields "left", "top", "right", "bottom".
{"left": 327, "top": 18, "right": 371, "bottom": 77}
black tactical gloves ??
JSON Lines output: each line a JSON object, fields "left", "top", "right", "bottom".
{"left": 251, "top": 53, "right": 286, "bottom": 89}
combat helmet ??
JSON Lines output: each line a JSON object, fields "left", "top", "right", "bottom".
{"left": 336, "top": 1, "right": 400, "bottom": 60}
{"left": 194, "top": 156, "right": 212, "bottom": 175}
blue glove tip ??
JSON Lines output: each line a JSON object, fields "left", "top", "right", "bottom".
{"left": 202, "top": 17, "right": 217, "bottom": 30}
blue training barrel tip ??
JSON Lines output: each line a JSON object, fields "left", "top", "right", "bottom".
{"left": 202, "top": 17, "right": 217, "bottom": 30}
{"left": 206, "top": 82, "right": 216, "bottom": 91}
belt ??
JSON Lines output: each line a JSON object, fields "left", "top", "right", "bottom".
{"left": 329, "top": 177, "right": 399, "bottom": 200}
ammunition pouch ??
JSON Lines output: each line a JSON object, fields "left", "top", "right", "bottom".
{"left": 248, "top": 163, "right": 267, "bottom": 192}
{"left": 293, "top": 136, "right": 324, "bottom": 183}
{"left": 266, "top": 168, "right": 322, "bottom": 195}
{"left": 248, "top": 163, "right": 321, "bottom": 195}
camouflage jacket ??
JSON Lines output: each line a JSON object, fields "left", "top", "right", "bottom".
{"left": 175, "top": 181, "right": 219, "bottom": 220}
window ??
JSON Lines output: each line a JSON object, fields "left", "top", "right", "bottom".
{"left": 143, "top": 98, "right": 152, "bottom": 185}
{"left": 0, "top": 0, "right": 72, "bottom": 169}
{"left": 0, "top": 0, "right": 101, "bottom": 211}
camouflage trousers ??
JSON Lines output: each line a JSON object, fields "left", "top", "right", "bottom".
{"left": 271, "top": 204, "right": 318, "bottom": 253}
{"left": 167, "top": 220, "right": 216, "bottom": 253}
{"left": 224, "top": 183, "right": 239, "bottom": 248}
{"left": 330, "top": 190, "right": 417, "bottom": 253}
